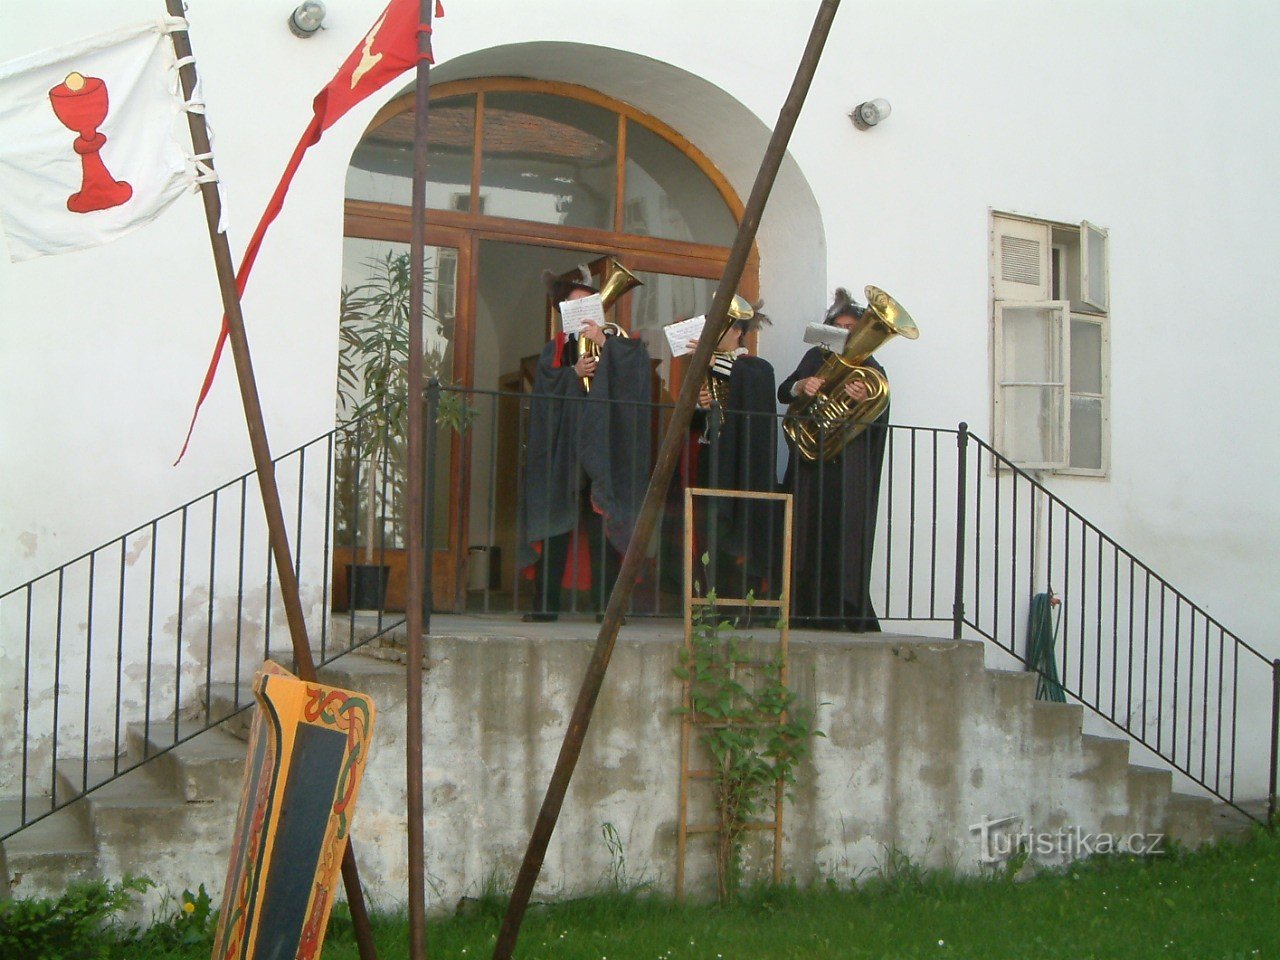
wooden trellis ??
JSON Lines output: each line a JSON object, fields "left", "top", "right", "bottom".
{"left": 675, "top": 486, "right": 793, "bottom": 900}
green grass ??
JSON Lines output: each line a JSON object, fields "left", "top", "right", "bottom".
{"left": 116, "top": 826, "right": 1280, "bottom": 959}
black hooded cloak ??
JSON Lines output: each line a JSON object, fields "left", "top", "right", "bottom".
{"left": 519, "top": 333, "right": 652, "bottom": 570}
{"left": 778, "top": 347, "right": 889, "bottom": 631}
{"left": 694, "top": 355, "right": 782, "bottom": 594}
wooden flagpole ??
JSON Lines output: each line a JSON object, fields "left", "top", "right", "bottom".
{"left": 404, "top": 2, "right": 435, "bottom": 959}
{"left": 490, "top": 2, "right": 843, "bottom": 957}
{"left": 162, "top": 6, "right": 379, "bottom": 959}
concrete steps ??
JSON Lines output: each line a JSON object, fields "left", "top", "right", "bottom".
{"left": 0, "top": 623, "right": 1258, "bottom": 912}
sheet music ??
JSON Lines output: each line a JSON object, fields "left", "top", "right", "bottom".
{"left": 558, "top": 294, "right": 605, "bottom": 335}
{"left": 803, "top": 323, "right": 849, "bottom": 352}
{"left": 663, "top": 315, "right": 706, "bottom": 357}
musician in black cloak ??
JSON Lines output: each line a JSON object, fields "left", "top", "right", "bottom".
{"left": 689, "top": 299, "right": 780, "bottom": 614}
{"left": 519, "top": 265, "right": 652, "bottom": 622}
{"left": 778, "top": 288, "right": 889, "bottom": 631}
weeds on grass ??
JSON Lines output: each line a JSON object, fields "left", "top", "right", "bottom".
{"left": 0, "top": 876, "right": 151, "bottom": 960}
{"left": 105, "top": 828, "right": 1280, "bottom": 960}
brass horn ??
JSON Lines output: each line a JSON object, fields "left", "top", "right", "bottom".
{"left": 782, "top": 285, "right": 919, "bottom": 461}
{"left": 577, "top": 260, "right": 643, "bottom": 392}
{"left": 701, "top": 294, "right": 756, "bottom": 408}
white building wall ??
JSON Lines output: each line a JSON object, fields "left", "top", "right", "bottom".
{"left": 1, "top": 2, "right": 1277, "bottom": 794}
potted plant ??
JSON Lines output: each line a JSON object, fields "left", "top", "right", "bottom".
{"left": 336, "top": 250, "right": 441, "bottom": 611}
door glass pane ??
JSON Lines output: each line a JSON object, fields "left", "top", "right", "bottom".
{"left": 628, "top": 270, "right": 718, "bottom": 393}
{"left": 624, "top": 121, "right": 736, "bottom": 246}
{"left": 1070, "top": 318, "right": 1103, "bottom": 394}
{"left": 1070, "top": 396, "right": 1103, "bottom": 470}
{"left": 338, "top": 238, "right": 456, "bottom": 548}
{"left": 1001, "top": 384, "right": 1064, "bottom": 465}
{"left": 479, "top": 92, "right": 617, "bottom": 229}
{"left": 346, "top": 94, "right": 476, "bottom": 211}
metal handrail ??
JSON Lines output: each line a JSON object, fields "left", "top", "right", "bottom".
{"left": 961, "top": 432, "right": 1275, "bottom": 821}
{"left": 0, "top": 411, "right": 406, "bottom": 841}
{"left": 2, "top": 388, "right": 1274, "bottom": 844}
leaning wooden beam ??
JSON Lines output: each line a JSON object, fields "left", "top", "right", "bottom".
{"left": 403, "top": 2, "right": 436, "bottom": 959}
{"left": 162, "top": 5, "right": 379, "bottom": 958}
{"left": 491, "top": 2, "right": 843, "bottom": 956}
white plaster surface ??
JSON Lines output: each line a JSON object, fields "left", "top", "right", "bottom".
{"left": 1, "top": 0, "right": 1277, "bottom": 857}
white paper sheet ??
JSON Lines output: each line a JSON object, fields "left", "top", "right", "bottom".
{"left": 803, "top": 323, "right": 849, "bottom": 352}
{"left": 663, "top": 315, "right": 706, "bottom": 357}
{"left": 558, "top": 293, "right": 605, "bottom": 335}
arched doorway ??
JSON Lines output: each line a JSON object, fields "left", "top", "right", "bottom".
{"left": 339, "top": 78, "right": 757, "bottom": 611}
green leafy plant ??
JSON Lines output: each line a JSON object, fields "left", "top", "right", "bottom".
{"left": 168, "top": 884, "right": 216, "bottom": 947}
{"left": 675, "top": 568, "right": 821, "bottom": 902}
{"left": 337, "top": 251, "right": 471, "bottom": 557}
{"left": 0, "top": 876, "right": 151, "bottom": 960}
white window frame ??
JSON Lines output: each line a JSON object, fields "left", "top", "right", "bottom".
{"left": 990, "top": 210, "right": 1111, "bottom": 477}
{"left": 1064, "top": 313, "right": 1110, "bottom": 477}
{"left": 1079, "top": 220, "right": 1109, "bottom": 313}
{"left": 992, "top": 300, "right": 1071, "bottom": 471}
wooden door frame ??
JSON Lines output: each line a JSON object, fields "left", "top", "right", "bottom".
{"left": 344, "top": 205, "right": 760, "bottom": 612}
{"left": 343, "top": 76, "right": 763, "bottom": 611}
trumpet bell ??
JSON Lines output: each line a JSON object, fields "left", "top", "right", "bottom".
{"left": 578, "top": 259, "right": 643, "bottom": 391}
{"left": 598, "top": 261, "right": 643, "bottom": 311}
{"left": 727, "top": 294, "right": 754, "bottom": 321}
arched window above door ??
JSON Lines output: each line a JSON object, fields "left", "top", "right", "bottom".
{"left": 345, "top": 81, "right": 738, "bottom": 246}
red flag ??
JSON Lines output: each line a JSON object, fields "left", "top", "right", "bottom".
{"left": 177, "top": 0, "right": 444, "bottom": 462}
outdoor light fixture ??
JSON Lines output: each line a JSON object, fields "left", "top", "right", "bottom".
{"left": 850, "top": 98, "right": 892, "bottom": 130}
{"left": 288, "top": 1, "right": 326, "bottom": 38}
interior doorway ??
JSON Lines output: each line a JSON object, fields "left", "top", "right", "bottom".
{"left": 340, "top": 78, "right": 765, "bottom": 613}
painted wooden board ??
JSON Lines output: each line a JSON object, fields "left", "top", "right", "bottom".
{"left": 211, "top": 661, "right": 377, "bottom": 960}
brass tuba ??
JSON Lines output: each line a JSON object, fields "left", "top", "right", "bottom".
{"left": 783, "top": 285, "right": 919, "bottom": 462}
{"left": 577, "top": 260, "right": 643, "bottom": 392}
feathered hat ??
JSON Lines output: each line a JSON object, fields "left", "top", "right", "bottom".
{"left": 823, "top": 287, "right": 865, "bottom": 325}
{"left": 542, "top": 264, "right": 598, "bottom": 306}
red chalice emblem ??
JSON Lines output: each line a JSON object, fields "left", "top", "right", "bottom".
{"left": 48, "top": 71, "right": 133, "bottom": 213}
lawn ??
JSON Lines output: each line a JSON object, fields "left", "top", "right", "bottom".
{"left": 12, "top": 826, "right": 1279, "bottom": 960}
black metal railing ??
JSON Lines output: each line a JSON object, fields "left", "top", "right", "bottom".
{"left": 437, "top": 385, "right": 1275, "bottom": 820}
{"left": 3, "top": 386, "right": 1275, "bottom": 842}
{"left": 959, "top": 431, "right": 1278, "bottom": 821}
{"left": 0, "top": 413, "right": 409, "bottom": 841}
{"left": 439, "top": 385, "right": 965, "bottom": 629}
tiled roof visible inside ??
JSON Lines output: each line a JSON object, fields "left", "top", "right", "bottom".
{"left": 369, "top": 106, "right": 613, "bottom": 164}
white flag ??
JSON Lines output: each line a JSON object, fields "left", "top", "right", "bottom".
{"left": 0, "top": 20, "right": 193, "bottom": 262}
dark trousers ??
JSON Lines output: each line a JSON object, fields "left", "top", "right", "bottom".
{"left": 531, "top": 506, "right": 623, "bottom": 614}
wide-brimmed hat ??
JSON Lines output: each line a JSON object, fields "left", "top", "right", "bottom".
{"left": 542, "top": 264, "right": 597, "bottom": 305}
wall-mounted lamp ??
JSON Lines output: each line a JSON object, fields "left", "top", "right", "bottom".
{"left": 288, "top": 1, "right": 327, "bottom": 39}
{"left": 850, "top": 98, "right": 892, "bottom": 130}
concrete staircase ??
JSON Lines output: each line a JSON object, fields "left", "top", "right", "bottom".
{"left": 0, "top": 622, "right": 1232, "bottom": 912}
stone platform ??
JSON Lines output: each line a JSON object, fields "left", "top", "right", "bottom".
{"left": 0, "top": 615, "right": 1220, "bottom": 913}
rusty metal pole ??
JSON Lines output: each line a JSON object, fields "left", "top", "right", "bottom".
{"left": 163, "top": 6, "right": 378, "bottom": 959}
{"left": 490, "top": 3, "right": 842, "bottom": 956}
{"left": 404, "top": 3, "right": 436, "bottom": 959}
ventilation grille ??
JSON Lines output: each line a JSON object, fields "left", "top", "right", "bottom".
{"left": 1001, "top": 235, "right": 1041, "bottom": 285}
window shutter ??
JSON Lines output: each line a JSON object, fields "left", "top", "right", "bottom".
{"left": 1067, "top": 315, "right": 1108, "bottom": 473}
{"left": 992, "top": 215, "right": 1052, "bottom": 301}
{"left": 993, "top": 300, "right": 1070, "bottom": 469}
{"left": 1079, "top": 220, "right": 1109, "bottom": 312}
